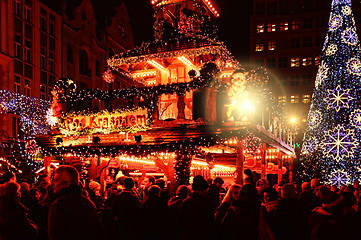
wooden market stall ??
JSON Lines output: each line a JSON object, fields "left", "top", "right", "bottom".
{"left": 35, "top": 0, "right": 295, "bottom": 188}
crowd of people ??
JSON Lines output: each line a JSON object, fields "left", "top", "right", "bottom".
{"left": 1, "top": 166, "right": 361, "bottom": 240}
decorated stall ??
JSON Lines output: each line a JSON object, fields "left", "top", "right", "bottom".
{"left": 35, "top": 0, "right": 295, "bottom": 189}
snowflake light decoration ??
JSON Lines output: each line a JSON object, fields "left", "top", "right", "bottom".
{"left": 324, "top": 85, "right": 353, "bottom": 112}
{"left": 315, "top": 61, "right": 328, "bottom": 88}
{"left": 342, "top": 28, "right": 358, "bottom": 46}
{"left": 347, "top": 58, "right": 361, "bottom": 75}
{"left": 329, "top": 15, "right": 343, "bottom": 31}
{"left": 350, "top": 109, "right": 361, "bottom": 128}
{"left": 329, "top": 170, "right": 350, "bottom": 188}
{"left": 342, "top": 6, "right": 352, "bottom": 16}
{"left": 302, "top": 136, "right": 319, "bottom": 155}
{"left": 326, "top": 44, "right": 338, "bottom": 56}
{"left": 322, "top": 125, "right": 358, "bottom": 161}
{"left": 308, "top": 110, "right": 322, "bottom": 128}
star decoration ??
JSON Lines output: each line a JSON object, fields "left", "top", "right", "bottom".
{"left": 329, "top": 15, "right": 343, "bottom": 31}
{"left": 322, "top": 125, "right": 358, "bottom": 161}
{"left": 308, "top": 110, "right": 322, "bottom": 128}
{"left": 342, "top": 6, "right": 352, "bottom": 16}
{"left": 347, "top": 58, "right": 361, "bottom": 75}
{"left": 329, "top": 170, "right": 350, "bottom": 189}
{"left": 342, "top": 28, "right": 358, "bottom": 46}
{"left": 324, "top": 85, "right": 354, "bottom": 112}
{"left": 315, "top": 61, "right": 328, "bottom": 88}
{"left": 326, "top": 44, "right": 338, "bottom": 56}
{"left": 350, "top": 109, "right": 361, "bottom": 128}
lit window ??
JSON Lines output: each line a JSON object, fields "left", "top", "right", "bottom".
{"left": 291, "top": 58, "right": 300, "bottom": 67}
{"left": 315, "top": 56, "right": 320, "bottom": 65}
{"left": 256, "top": 24, "right": 264, "bottom": 33}
{"left": 290, "top": 95, "right": 299, "bottom": 104}
{"left": 268, "top": 41, "right": 276, "bottom": 50}
{"left": 303, "top": 94, "right": 311, "bottom": 103}
{"left": 267, "top": 23, "right": 276, "bottom": 32}
{"left": 291, "top": 20, "right": 300, "bottom": 30}
{"left": 280, "top": 21, "right": 289, "bottom": 31}
{"left": 278, "top": 96, "right": 287, "bottom": 105}
{"left": 255, "top": 44, "right": 264, "bottom": 51}
{"left": 302, "top": 57, "right": 312, "bottom": 66}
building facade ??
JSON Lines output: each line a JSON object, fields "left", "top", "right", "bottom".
{"left": 249, "top": 0, "right": 361, "bottom": 133}
{"left": 0, "top": 0, "right": 134, "bottom": 160}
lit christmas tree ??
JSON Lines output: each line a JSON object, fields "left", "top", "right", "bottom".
{"left": 301, "top": 0, "right": 361, "bottom": 184}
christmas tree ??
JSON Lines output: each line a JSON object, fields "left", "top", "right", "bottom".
{"left": 301, "top": 0, "right": 361, "bottom": 185}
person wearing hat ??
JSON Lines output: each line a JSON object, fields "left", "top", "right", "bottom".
{"left": 178, "top": 175, "right": 216, "bottom": 240}
{"left": 87, "top": 180, "right": 104, "bottom": 211}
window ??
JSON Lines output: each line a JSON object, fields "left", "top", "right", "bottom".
{"left": 109, "top": 48, "right": 115, "bottom": 58}
{"left": 278, "top": 39, "right": 288, "bottom": 49}
{"left": 291, "top": 20, "right": 300, "bottom": 30}
{"left": 24, "top": 40, "right": 31, "bottom": 63}
{"left": 302, "top": 75, "right": 313, "bottom": 85}
{"left": 256, "top": 24, "right": 264, "bottom": 33}
{"left": 278, "top": 96, "right": 287, "bottom": 105}
{"left": 96, "top": 60, "right": 101, "bottom": 77}
{"left": 302, "top": 57, "right": 312, "bottom": 66}
{"left": 268, "top": 41, "right": 276, "bottom": 50}
{"left": 49, "top": 51, "right": 54, "bottom": 73}
{"left": 67, "top": 44, "right": 73, "bottom": 63}
{"left": 267, "top": 58, "right": 276, "bottom": 69}
{"left": 49, "top": 21, "right": 55, "bottom": 35}
{"left": 303, "top": 94, "right": 311, "bottom": 103}
{"left": 279, "top": 58, "right": 288, "bottom": 68}
{"left": 40, "top": 85, "right": 46, "bottom": 100}
{"left": 280, "top": 21, "right": 289, "bottom": 31}
{"left": 303, "top": 37, "right": 312, "bottom": 47}
{"left": 14, "top": 75, "right": 21, "bottom": 94}
{"left": 316, "top": 17, "right": 325, "bottom": 28}
{"left": 24, "top": 6, "right": 31, "bottom": 22}
{"left": 303, "top": 18, "right": 312, "bottom": 28}
{"left": 255, "top": 44, "right": 264, "bottom": 52}
{"left": 40, "top": 48, "right": 46, "bottom": 69}
{"left": 48, "top": 88, "right": 53, "bottom": 101}
{"left": 280, "top": 76, "right": 288, "bottom": 86}
{"left": 40, "top": 16, "right": 46, "bottom": 32}
{"left": 315, "top": 56, "right": 320, "bottom": 65}
{"left": 79, "top": 49, "right": 90, "bottom": 76}
{"left": 14, "top": 42, "right": 22, "bottom": 59}
{"left": 290, "top": 95, "right": 299, "bottom": 104}
{"left": 316, "top": 36, "right": 324, "bottom": 47}
{"left": 290, "top": 75, "right": 300, "bottom": 85}
{"left": 291, "top": 38, "right": 300, "bottom": 48}
{"left": 267, "top": 23, "right": 276, "bottom": 32}
{"left": 255, "top": 59, "right": 264, "bottom": 66}
{"left": 14, "top": 1, "right": 21, "bottom": 17}
{"left": 291, "top": 58, "right": 300, "bottom": 67}
{"left": 118, "top": 25, "right": 126, "bottom": 38}
{"left": 25, "top": 79, "right": 30, "bottom": 96}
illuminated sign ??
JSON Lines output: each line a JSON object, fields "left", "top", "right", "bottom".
{"left": 59, "top": 108, "right": 149, "bottom": 136}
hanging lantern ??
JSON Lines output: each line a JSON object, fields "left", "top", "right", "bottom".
{"left": 103, "top": 69, "right": 115, "bottom": 83}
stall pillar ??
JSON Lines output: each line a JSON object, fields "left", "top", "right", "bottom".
{"left": 289, "top": 157, "right": 293, "bottom": 182}
{"left": 236, "top": 140, "right": 244, "bottom": 185}
{"left": 261, "top": 143, "right": 267, "bottom": 179}
{"left": 278, "top": 157, "right": 283, "bottom": 183}
{"left": 44, "top": 156, "right": 52, "bottom": 176}
{"left": 177, "top": 93, "right": 185, "bottom": 119}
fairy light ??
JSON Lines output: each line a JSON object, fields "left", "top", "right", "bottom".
{"left": 178, "top": 56, "right": 199, "bottom": 74}
{"left": 147, "top": 60, "right": 169, "bottom": 75}
{"left": 132, "top": 70, "right": 157, "bottom": 79}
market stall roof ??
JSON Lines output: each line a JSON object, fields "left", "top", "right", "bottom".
{"left": 36, "top": 121, "right": 295, "bottom": 156}
{"left": 107, "top": 36, "right": 239, "bottom": 69}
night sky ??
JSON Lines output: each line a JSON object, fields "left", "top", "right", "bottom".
{"left": 124, "top": 0, "right": 253, "bottom": 64}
